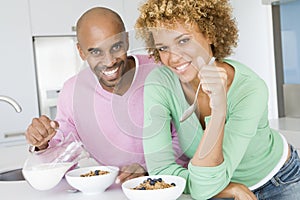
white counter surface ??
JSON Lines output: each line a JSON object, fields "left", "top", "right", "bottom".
{"left": 0, "top": 144, "right": 191, "bottom": 200}
{"left": 269, "top": 117, "right": 300, "bottom": 132}
{"left": 0, "top": 178, "right": 192, "bottom": 200}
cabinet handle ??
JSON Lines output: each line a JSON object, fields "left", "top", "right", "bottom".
{"left": 4, "top": 132, "right": 25, "bottom": 138}
{"left": 71, "top": 26, "right": 76, "bottom": 32}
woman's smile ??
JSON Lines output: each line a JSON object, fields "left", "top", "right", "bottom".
{"left": 171, "top": 61, "right": 193, "bottom": 75}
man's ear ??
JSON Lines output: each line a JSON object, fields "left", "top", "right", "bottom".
{"left": 77, "top": 43, "right": 87, "bottom": 60}
{"left": 124, "top": 31, "right": 129, "bottom": 51}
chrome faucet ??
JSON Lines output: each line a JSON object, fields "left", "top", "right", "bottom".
{"left": 0, "top": 95, "right": 22, "bottom": 113}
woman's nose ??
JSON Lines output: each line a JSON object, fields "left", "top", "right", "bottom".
{"left": 168, "top": 48, "right": 182, "bottom": 66}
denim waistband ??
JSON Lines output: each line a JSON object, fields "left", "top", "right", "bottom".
{"left": 277, "top": 144, "right": 298, "bottom": 173}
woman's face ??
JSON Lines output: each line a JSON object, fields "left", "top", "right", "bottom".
{"left": 151, "top": 21, "right": 212, "bottom": 83}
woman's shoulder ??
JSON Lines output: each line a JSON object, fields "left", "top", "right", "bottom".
{"left": 225, "top": 59, "right": 269, "bottom": 105}
{"left": 144, "top": 66, "right": 182, "bottom": 98}
{"left": 225, "top": 59, "right": 268, "bottom": 90}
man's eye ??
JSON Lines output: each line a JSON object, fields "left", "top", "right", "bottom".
{"left": 90, "top": 49, "right": 102, "bottom": 56}
{"left": 111, "top": 42, "right": 123, "bottom": 52}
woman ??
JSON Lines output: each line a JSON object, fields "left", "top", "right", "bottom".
{"left": 136, "top": 0, "right": 300, "bottom": 199}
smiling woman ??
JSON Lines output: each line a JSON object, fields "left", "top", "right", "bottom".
{"left": 136, "top": 0, "right": 300, "bottom": 199}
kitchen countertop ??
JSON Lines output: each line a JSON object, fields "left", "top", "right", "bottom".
{"left": 0, "top": 144, "right": 192, "bottom": 199}
{"left": 269, "top": 117, "right": 300, "bottom": 132}
{"left": 0, "top": 178, "right": 192, "bottom": 200}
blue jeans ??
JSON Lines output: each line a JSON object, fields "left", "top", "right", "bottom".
{"left": 252, "top": 145, "right": 300, "bottom": 200}
{"left": 211, "top": 145, "right": 300, "bottom": 200}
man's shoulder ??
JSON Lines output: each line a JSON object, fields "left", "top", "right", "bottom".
{"left": 132, "top": 54, "right": 156, "bottom": 65}
{"left": 63, "top": 68, "right": 92, "bottom": 89}
{"left": 132, "top": 54, "right": 152, "bottom": 60}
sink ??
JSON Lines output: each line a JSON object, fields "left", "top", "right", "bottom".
{"left": 0, "top": 168, "right": 25, "bottom": 181}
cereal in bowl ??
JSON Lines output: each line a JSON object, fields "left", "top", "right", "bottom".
{"left": 80, "top": 169, "right": 109, "bottom": 177}
{"left": 132, "top": 177, "right": 176, "bottom": 190}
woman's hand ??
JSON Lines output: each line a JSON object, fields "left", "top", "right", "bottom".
{"left": 230, "top": 182, "right": 257, "bottom": 200}
{"left": 193, "top": 56, "right": 227, "bottom": 160}
{"left": 197, "top": 57, "right": 227, "bottom": 114}
{"left": 213, "top": 182, "right": 257, "bottom": 200}
{"left": 115, "top": 163, "right": 147, "bottom": 184}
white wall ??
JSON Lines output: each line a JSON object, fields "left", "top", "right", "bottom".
{"left": 230, "top": 0, "right": 278, "bottom": 119}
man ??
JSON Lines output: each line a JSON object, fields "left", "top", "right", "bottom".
{"left": 25, "top": 7, "right": 189, "bottom": 184}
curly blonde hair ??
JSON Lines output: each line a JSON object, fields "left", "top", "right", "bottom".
{"left": 135, "top": 0, "right": 238, "bottom": 62}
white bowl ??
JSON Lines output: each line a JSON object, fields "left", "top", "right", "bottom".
{"left": 65, "top": 166, "right": 119, "bottom": 195}
{"left": 122, "top": 175, "right": 186, "bottom": 200}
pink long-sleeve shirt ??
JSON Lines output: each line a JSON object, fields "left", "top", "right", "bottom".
{"left": 50, "top": 55, "right": 189, "bottom": 169}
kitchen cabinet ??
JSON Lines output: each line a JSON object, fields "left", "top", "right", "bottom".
{"left": 29, "top": 0, "right": 124, "bottom": 36}
{"left": 0, "top": 0, "right": 39, "bottom": 145}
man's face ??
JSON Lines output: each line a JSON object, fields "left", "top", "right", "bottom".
{"left": 77, "top": 20, "right": 129, "bottom": 91}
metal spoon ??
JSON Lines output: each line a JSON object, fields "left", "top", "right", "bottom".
{"left": 179, "top": 57, "right": 215, "bottom": 122}
{"left": 66, "top": 188, "right": 79, "bottom": 193}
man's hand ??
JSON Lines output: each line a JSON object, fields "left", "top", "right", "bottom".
{"left": 25, "top": 115, "right": 58, "bottom": 150}
{"left": 115, "top": 163, "right": 147, "bottom": 184}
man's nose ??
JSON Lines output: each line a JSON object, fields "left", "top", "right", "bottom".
{"left": 103, "top": 53, "right": 116, "bottom": 67}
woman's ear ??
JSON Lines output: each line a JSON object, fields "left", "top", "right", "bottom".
{"left": 204, "top": 34, "right": 213, "bottom": 45}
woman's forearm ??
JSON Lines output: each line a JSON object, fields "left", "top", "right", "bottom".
{"left": 191, "top": 112, "right": 226, "bottom": 167}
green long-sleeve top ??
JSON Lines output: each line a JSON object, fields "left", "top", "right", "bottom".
{"left": 143, "top": 59, "right": 284, "bottom": 199}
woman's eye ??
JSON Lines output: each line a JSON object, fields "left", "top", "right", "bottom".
{"left": 178, "top": 38, "right": 190, "bottom": 45}
{"left": 157, "top": 46, "right": 168, "bottom": 52}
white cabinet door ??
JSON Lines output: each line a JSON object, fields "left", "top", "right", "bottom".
{"left": 0, "top": 0, "right": 39, "bottom": 144}
{"left": 29, "top": 0, "right": 124, "bottom": 36}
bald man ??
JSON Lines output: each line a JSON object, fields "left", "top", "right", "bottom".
{"left": 25, "top": 7, "right": 188, "bottom": 184}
